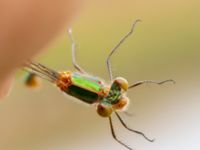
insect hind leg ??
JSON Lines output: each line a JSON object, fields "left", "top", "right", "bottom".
{"left": 108, "top": 116, "right": 133, "bottom": 150}
{"left": 115, "top": 112, "right": 154, "bottom": 142}
{"left": 68, "top": 29, "right": 86, "bottom": 73}
{"left": 106, "top": 19, "right": 141, "bottom": 81}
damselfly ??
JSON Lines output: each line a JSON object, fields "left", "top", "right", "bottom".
{"left": 24, "top": 20, "right": 175, "bottom": 150}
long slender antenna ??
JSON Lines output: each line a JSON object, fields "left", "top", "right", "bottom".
{"left": 68, "top": 29, "right": 85, "bottom": 73}
{"left": 106, "top": 19, "right": 141, "bottom": 81}
{"left": 129, "top": 79, "right": 175, "bottom": 89}
{"left": 115, "top": 112, "right": 154, "bottom": 142}
{"left": 108, "top": 117, "right": 133, "bottom": 150}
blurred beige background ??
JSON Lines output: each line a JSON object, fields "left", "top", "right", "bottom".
{"left": 1, "top": 0, "right": 200, "bottom": 150}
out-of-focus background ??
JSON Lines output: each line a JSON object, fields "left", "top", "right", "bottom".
{"left": 1, "top": 0, "right": 200, "bottom": 150}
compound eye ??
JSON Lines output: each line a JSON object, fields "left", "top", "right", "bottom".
{"left": 112, "top": 96, "right": 129, "bottom": 110}
{"left": 97, "top": 103, "right": 113, "bottom": 117}
{"left": 114, "top": 77, "right": 129, "bottom": 91}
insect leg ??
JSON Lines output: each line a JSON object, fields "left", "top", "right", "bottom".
{"left": 29, "top": 61, "right": 59, "bottom": 78}
{"left": 68, "top": 29, "right": 86, "bottom": 73}
{"left": 24, "top": 61, "right": 59, "bottom": 82}
{"left": 23, "top": 67, "right": 54, "bottom": 83}
{"left": 128, "top": 79, "right": 175, "bottom": 89}
{"left": 115, "top": 112, "right": 154, "bottom": 142}
{"left": 106, "top": 19, "right": 141, "bottom": 81}
{"left": 108, "top": 116, "right": 133, "bottom": 150}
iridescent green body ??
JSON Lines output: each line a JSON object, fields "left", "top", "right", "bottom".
{"left": 64, "top": 72, "right": 110, "bottom": 104}
{"left": 72, "top": 72, "right": 103, "bottom": 93}
{"left": 24, "top": 20, "right": 160, "bottom": 150}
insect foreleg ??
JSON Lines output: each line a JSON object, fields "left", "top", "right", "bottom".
{"left": 106, "top": 19, "right": 141, "bottom": 81}
{"left": 128, "top": 79, "right": 175, "bottom": 89}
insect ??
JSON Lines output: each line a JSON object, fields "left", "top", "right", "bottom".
{"left": 24, "top": 19, "right": 175, "bottom": 150}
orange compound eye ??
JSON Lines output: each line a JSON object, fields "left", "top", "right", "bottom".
{"left": 97, "top": 103, "right": 113, "bottom": 117}
{"left": 112, "top": 96, "right": 129, "bottom": 110}
{"left": 114, "top": 77, "right": 129, "bottom": 91}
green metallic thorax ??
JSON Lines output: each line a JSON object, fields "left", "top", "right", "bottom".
{"left": 64, "top": 72, "right": 107, "bottom": 104}
{"left": 72, "top": 72, "right": 103, "bottom": 93}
